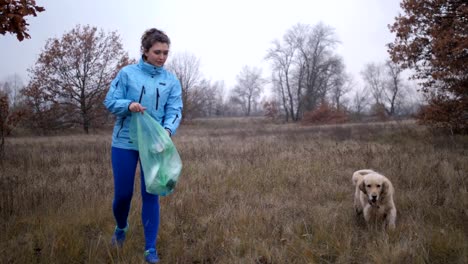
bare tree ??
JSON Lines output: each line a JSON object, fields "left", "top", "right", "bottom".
{"left": 361, "top": 61, "right": 408, "bottom": 117}
{"left": 201, "top": 80, "right": 225, "bottom": 117}
{"left": 327, "top": 59, "right": 351, "bottom": 111}
{"left": 331, "top": 75, "right": 353, "bottom": 112}
{"left": 166, "top": 52, "right": 227, "bottom": 119}
{"left": 0, "top": 75, "right": 27, "bottom": 149}
{"left": 22, "top": 25, "right": 132, "bottom": 133}
{"left": 266, "top": 38, "right": 297, "bottom": 121}
{"left": 351, "top": 88, "right": 370, "bottom": 120}
{"left": 385, "top": 60, "right": 405, "bottom": 116}
{"left": 1, "top": 74, "right": 24, "bottom": 108}
{"left": 0, "top": 93, "right": 7, "bottom": 156}
{"left": 183, "top": 79, "right": 225, "bottom": 118}
{"left": 266, "top": 22, "right": 344, "bottom": 122}
{"left": 230, "top": 65, "right": 266, "bottom": 116}
{"left": 270, "top": 71, "right": 291, "bottom": 121}
{"left": 361, "top": 62, "right": 386, "bottom": 107}
{"left": 0, "top": 89, "right": 25, "bottom": 157}
{"left": 166, "top": 52, "right": 202, "bottom": 120}
{"left": 294, "top": 23, "right": 340, "bottom": 114}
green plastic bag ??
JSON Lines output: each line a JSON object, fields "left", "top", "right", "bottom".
{"left": 129, "top": 112, "right": 182, "bottom": 196}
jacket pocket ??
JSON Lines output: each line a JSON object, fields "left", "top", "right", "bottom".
{"left": 172, "top": 114, "right": 179, "bottom": 124}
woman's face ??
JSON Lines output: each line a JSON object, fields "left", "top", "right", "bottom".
{"left": 144, "top": 42, "right": 169, "bottom": 67}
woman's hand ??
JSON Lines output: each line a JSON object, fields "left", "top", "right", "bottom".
{"left": 165, "top": 129, "right": 171, "bottom": 137}
{"left": 129, "top": 102, "right": 146, "bottom": 114}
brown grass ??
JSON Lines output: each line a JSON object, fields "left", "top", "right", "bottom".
{"left": 1, "top": 118, "right": 467, "bottom": 263}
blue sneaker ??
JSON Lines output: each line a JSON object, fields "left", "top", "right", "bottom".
{"left": 144, "top": 248, "right": 160, "bottom": 263}
{"left": 111, "top": 223, "right": 129, "bottom": 248}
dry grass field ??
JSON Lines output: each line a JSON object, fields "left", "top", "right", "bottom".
{"left": 1, "top": 117, "right": 467, "bottom": 263}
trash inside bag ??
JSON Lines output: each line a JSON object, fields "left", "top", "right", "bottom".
{"left": 130, "top": 112, "right": 182, "bottom": 196}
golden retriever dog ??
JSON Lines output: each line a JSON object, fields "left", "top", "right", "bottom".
{"left": 352, "top": 169, "right": 397, "bottom": 230}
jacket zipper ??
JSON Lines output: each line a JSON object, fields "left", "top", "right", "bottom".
{"left": 155, "top": 88, "right": 160, "bottom": 110}
{"left": 138, "top": 86, "right": 146, "bottom": 103}
{"left": 116, "top": 117, "right": 126, "bottom": 138}
{"left": 172, "top": 114, "right": 179, "bottom": 124}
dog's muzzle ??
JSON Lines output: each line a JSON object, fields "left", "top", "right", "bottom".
{"left": 369, "top": 196, "right": 379, "bottom": 207}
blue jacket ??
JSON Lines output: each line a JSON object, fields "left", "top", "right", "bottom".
{"left": 104, "top": 58, "right": 183, "bottom": 150}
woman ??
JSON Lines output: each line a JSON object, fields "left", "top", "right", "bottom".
{"left": 104, "top": 28, "right": 183, "bottom": 263}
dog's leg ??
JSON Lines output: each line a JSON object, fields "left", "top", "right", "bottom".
{"left": 354, "top": 190, "right": 362, "bottom": 215}
{"left": 386, "top": 207, "right": 397, "bottom": 230}
{"left": 363, "top": 205, "right": 371, "bottom": 223}
{"left": 354, "top": 199, "right": 363, "bottom": 215}
{"left": 355, "top": 206, "right": 363, "bottom": 215}
{"left": 355, "top": 207, "right": 363, "bottom": 215}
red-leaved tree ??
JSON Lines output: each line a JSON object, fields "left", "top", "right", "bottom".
{"left": 22, "top": 25, "right": 134, "bottom": 134}
{"left": 0, "top": 0, "right": 45, "bottom": 41}
{"left": 388, "top": 0, "right": 467, "bottom": 133}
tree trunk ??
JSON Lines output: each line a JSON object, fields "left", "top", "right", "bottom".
{"left": 0, "top": 128, "right": 4, "bottom": 159}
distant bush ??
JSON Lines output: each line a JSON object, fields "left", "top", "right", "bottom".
{"left": 302, "top": 102, "right": 348, "bottom": 125}
{"left": 370, "top": 103, "right": 389, "bottom": 122}
{"left": 263, "top": 100, "right": 279, "bottom": 121}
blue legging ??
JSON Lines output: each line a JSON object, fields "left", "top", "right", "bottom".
{"left": 111, "top": 147, "right": 160, "bottom": 250}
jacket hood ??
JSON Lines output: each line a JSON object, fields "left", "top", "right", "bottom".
{"left": 138, "top": 57, "right": 164, "bottom": 76}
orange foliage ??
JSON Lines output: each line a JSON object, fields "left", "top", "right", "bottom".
{"left": 302, "top": 102, "right": 348, "bottom": 125}
{"left": 389, "top": 0, "right": 467, "bottom": 133}
{"left": 0, "top": 0, "right": 45, "bottom": 41}
{"left": 263, "top": 100, "right": 279, "bottom": 120}
{"left": 22, "top": 25, "right": 134, "bottom": 133}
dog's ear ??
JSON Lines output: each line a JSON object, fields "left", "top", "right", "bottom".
{"left": 359, "top": 180, "right": 367, "bottom": 194}
{"left": 381, "top": 181, "right": 388, "bottom": 196}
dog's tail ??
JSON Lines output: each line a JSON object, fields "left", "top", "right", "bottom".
{"left": 352, "top": 169, "right": 375, "bottom": 185}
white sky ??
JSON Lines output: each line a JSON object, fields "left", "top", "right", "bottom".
{"left": 0, "top": 0, "right": 403, "bottom": 95}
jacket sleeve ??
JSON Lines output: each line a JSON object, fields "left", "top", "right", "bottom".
{"left": 163, "top": 77, "right": 183, "bottom": 135}
{"left": 103, "top": 70, "right": 133, "bottom": 117}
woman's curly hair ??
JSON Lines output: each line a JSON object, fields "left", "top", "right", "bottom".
{"left": 141, "top": 28, "right": 171, "bottom": 58}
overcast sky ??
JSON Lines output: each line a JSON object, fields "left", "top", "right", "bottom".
{"left": 0, "top": 0, "right": 403, "bottom": 95}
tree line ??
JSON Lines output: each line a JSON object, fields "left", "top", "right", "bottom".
{"left": 1, "top": 0, "right": 467, "bottom": 143}
{"left": 0, "top": 23, "right": 422, "bottom": 135}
